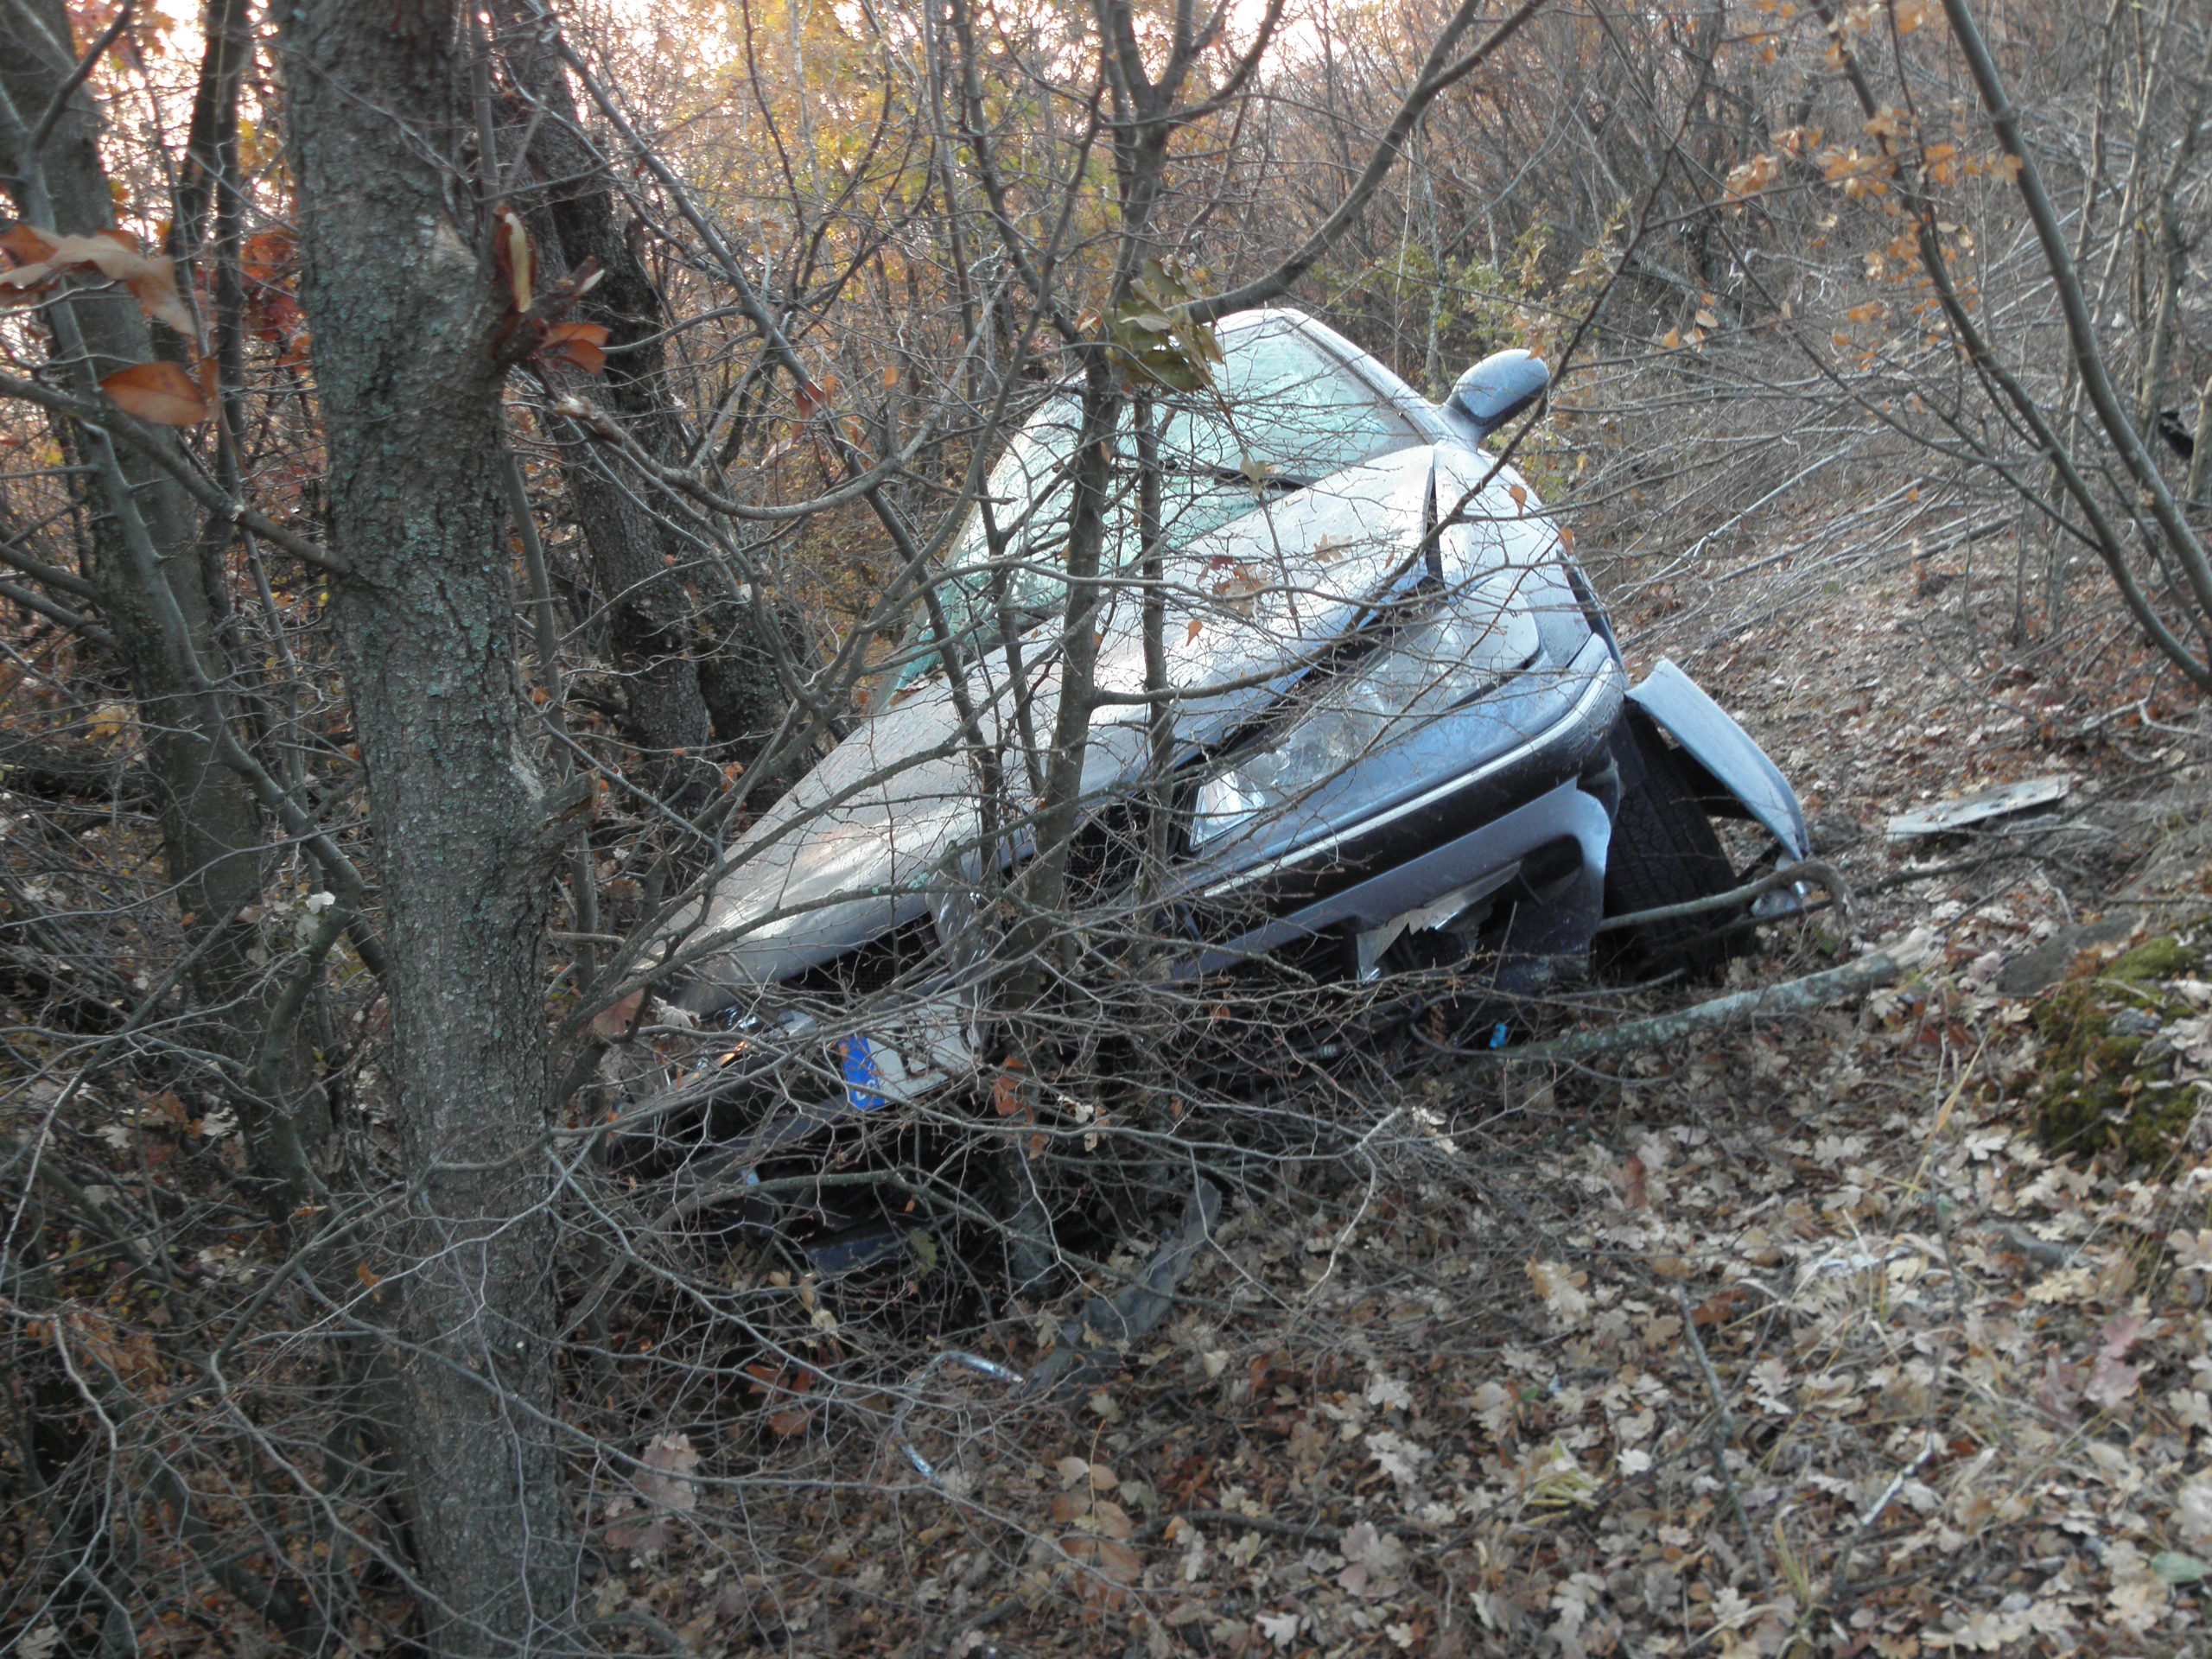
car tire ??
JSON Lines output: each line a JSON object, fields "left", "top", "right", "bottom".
{"left": 1601, "top": 706, "right": 1748, "bottom": 980}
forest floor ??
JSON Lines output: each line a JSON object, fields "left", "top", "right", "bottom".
{"left": 592, "top": 544, "right": 2212, "bottom": 1659}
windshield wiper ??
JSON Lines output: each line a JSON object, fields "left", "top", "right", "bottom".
{"left": 1122, "top": 456, "right": 1319, "bottom": 493}
{"left": 1209, "top": 465, "right": 1318, "bottom": 493}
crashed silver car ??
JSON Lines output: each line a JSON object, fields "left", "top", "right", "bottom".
{"left": 624, "top": 308, "right": 1808, "bottom": 1235}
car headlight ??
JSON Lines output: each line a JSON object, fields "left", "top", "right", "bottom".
{"left": 1192, "top": 603, "right": 1526, "bottom": 848}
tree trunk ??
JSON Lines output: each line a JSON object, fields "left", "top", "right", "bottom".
{"left": 283, "top": 4, "right": 576, "bottom": 1652}
{"left": 494, "top": 0, "right": 804, "bottom": 808}
{"left": 0, "top": 0, "right": 327, "bottom": 1205}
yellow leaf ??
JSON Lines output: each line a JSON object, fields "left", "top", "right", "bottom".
{"left": 86, "top": 701, "right": 132, "bottom": 744}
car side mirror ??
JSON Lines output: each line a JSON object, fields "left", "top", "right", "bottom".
{"left": 1442, "top": 349, "right": 1549, "bottom": 443}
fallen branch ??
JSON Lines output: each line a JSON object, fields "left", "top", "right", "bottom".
{"left": 1471, "top": 950, "right": 1904, "bottom": 1069}
{"left": 1593, "top": 858, "right": 1852, "bottom": 935}
{"left": 1812, "top": 1428, "right": 1939, "bottom": 1634}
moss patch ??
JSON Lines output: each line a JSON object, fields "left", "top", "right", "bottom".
{"left": 2026, "top": 923, "right": 2212, "bottom": 1166}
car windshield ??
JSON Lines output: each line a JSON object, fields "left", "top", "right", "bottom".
{"left": 924, "top": 316, "right": 1419, "bottom": 655}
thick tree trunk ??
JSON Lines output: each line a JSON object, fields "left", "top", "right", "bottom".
{"left": 283, "top": 5, "right": 576, "bottom": 1653}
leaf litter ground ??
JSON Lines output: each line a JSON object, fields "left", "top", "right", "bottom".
{"left": 579, "top": 555, "right": 2212, "bottom": 1659}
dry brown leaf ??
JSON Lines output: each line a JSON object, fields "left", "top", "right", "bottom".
{"left": 2, "top": 227, "right": 196, "bottom": 337}
{"left": 1057, "top": 1454, "right": 1116, "bottom": 1487}
{"left": 590, "top": 988, "right": 645, "bottom": 1042}
{"left": 59, "top": 1309, "right": 163, "bottom": 1388}
{"left": 1061, "top": 1533, "right": 1141, "bottom": 1607}
{"left": 1, "top": 224, "right": 56, "bottom": 265}
{"left": 539, "top": 321, "right": 609, "bottom": 373}
{"left": 1618, "top": 1154, "right": 1648, "bottom": 1210}
{"left": 636, "top": 1431, "right": 700, "bottom": 1512}
{"left": 99, "top": 360, "right": 208, "bottom": 426}
{"left": 1083, "top": 1499, "right": 1135, "bottom": 1540}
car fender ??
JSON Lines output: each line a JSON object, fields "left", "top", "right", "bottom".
{"left": 1624, "top": 658, "right": 1808, "bottom": 862}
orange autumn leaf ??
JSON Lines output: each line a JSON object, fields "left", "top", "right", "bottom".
{"left": 538, "top": 321, "right": 610, "bottom": 373}
{"left": 99, "top": 360, "right": 208, "bottom": 425}
{"left": 1, "top": 223, "right": 56, "bottom": 264}
{"left": 240, "top": 228, "right": 295, "bottom": 283}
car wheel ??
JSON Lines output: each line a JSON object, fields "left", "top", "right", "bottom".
{"left": 1600, "top": 706, "right": 1749, "bottom": 979}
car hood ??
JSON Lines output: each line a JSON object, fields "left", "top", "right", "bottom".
{"left": 666, "top": 442, "right": 1552, "bottom": 995}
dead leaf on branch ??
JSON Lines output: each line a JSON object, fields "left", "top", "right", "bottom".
{"left": 537, "top": 321, "right": 610, "bottom": 374}
{"left": 493, "top": 205, "right": 533, "bottom": 318}
{"left": 1208, "top": 561, "right": 1268, "bottom": 614}
{"left": 99, "top": 360, "right": 208, "bottom": 426}
{"left": 2, "top": 224, "right": 197, "bottom": 339}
